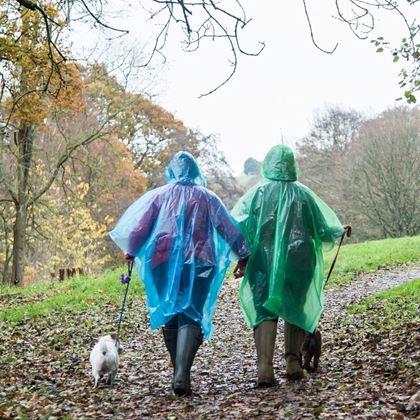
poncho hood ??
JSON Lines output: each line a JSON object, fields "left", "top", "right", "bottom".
{"left": 165, "top": 151, "right": 207, "bottom": 187}
{"left": 262, "top": 145, "right": 298, "bottom": 182}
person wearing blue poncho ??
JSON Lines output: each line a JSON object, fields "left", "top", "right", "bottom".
{"left": 109, "top": 151, "right": 249, "bottom": 396}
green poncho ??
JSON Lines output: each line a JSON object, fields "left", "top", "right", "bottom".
{"left": 232, "top": 145, "right": 344, "bottom": 333}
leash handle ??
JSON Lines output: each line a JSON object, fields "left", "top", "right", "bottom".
{"left": 324, "top": 225, "right": 351, "bottom": 287}
{"left": 115, "top": 260, "right": 134, "bottom": 350}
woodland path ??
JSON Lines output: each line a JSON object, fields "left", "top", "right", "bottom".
{"left": 1, "top": 267, "right": 419, "bottom": 418}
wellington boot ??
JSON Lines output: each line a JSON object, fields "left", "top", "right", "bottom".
{"left": 284, "top": 321, "right": 305, "bottom": 380}
{"left": 254, "top": 320, "right": 277, "bottom": 387}
{"left": 173, "top": 324, "right": 203, "bottom": 396}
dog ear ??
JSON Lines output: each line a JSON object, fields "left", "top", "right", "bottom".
{"left": 110, "top": 333, "right": 117, "bottom": 340}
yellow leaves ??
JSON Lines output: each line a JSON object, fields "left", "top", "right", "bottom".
{"left": 1, "top": 1, "right": 84, "bottom": 127}
{"left": 43, "top": 2, "right": 61, "bottom": 21}
{"left": 33, "top": 180, "right": 112, "bottom": 277}
{"left": 75, "top": 182, "right": 90, "bottom": 200}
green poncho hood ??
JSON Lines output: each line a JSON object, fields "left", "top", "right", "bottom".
{"left": 232, "top": 145, "right": 344, "bottom": 333}
{"left": 262, "top": 145, "right": 299, "bottom": 182}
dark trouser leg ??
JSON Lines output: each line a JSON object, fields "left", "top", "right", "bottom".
{"left": 283, "top": 263, "right": 313, "bottom": 380}
{"left": 253, "top": 319, "right": 278, "bottom": 387}
{"left": 162, "top": 315, "right": 178, "bottom": 371}
{"left": 284, "top": 321, "right": 306, "bottom": 380}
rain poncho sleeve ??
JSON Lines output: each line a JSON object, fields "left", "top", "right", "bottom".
{"left": 305, "top": 187, "right": 346, "bottom": 251}
{"left": 109, "top": 151, "right": 249, "bottom": 339}
{"left": 232, "top": 145, "right": 344, "bottom": 333}
{"left": 207, "top": 192, "right": 250, "bottom": 259}
{"left": 126, "top": 192, "right": 164, "bottom": 257}
{"left": 108, "top": 187, "right": 167, "bottom": 258}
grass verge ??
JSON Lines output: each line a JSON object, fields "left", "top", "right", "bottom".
{"left": 0, "top": 266, "right": 143, "bottom": 324}
{"left": 348, "top": 278, "right": 420, "bottom": 324}
{"left": 324, "top": 235, "right": 420, "bottom": 287}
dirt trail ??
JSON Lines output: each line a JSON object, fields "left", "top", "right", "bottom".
{"left": 325, "top": 268, "right": 419, "bottom": 313}
{"left": 1, "top": 267, "right": 418, "bottom": 418}
{"left": 95, "top": 267, "right": 419, "bottom": 418}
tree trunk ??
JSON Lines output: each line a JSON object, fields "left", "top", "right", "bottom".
{"left": 0, "top": 212, "right": 12, "bottom": 284}
{"left": 10, "top": 125, "right": 33, "bottom": 286}
{"left": 1, "top": 242, "right": 12, "bottom": 285}
{"left": 11, "top": 203, "right": 27, "bottom": 285}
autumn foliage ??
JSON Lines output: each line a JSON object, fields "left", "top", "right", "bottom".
{"left": 0, "top": 2, "right": 234, "bottom": 285}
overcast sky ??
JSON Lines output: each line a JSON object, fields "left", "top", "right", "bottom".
{"left": 73, "top": 1, "right": 416, "bottom": 174}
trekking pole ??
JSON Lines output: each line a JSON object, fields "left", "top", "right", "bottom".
{"left": 324, "top": 225, "right": 352, "bottom": 287}
{"left": 115, "top": 260, "right": 134, "bottom": 351}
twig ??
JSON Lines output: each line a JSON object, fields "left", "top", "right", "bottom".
{"left": 303, "top": 0, "right": 338, "bottom": 54}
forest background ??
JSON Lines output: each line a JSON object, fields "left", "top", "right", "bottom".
{"left": 0, "top": 0, "right": 418, "bottom": 286}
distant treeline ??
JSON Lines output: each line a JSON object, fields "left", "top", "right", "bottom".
{"left": 238, "top": 106, "right": 419, "bottom": 243}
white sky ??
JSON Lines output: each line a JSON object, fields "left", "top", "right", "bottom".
{"left": 72, "top": 1, "right": 416, "bottom": 174}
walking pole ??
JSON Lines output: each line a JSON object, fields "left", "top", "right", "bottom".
{"left": 324, "top": 225, "right": 352, "bottom": 287}
{"left": 115, "top": 260, "right": 134, "bottom": 351}
{"left": 308, "top": 226, "right": 352, "bottom": 337}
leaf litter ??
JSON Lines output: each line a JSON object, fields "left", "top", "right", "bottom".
{"left": 0, "top": 267, "right": 419, "bottom": 418}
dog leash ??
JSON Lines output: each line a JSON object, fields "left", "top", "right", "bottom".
{"left": 115, "top": 260, "right": 134, "bottom": 350}
{"left": 324, "top": 225, "right": 352, "bottom": 287}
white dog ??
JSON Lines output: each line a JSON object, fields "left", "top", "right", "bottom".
{"left": 89, "top": 334, "right": 119, "bottom": 388}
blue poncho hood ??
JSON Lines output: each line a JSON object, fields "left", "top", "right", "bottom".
{"left": 165, "top": 151, "right": 207, "bottom": 186}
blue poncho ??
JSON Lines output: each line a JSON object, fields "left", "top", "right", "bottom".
{"left": 109, "top": 152, "right": 249, "bottom": 338}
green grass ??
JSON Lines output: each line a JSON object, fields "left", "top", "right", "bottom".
{"left": 0, "top": 266, "right": 143, "bottom": 324}
{"left": 324, "top": 235, "right": 420, "bottom": 287}
{"left": 348, "top": 278, "right": 420, "bottom": 324}
{"left": 0, "top": 235, "right": 419, "bottom": 324}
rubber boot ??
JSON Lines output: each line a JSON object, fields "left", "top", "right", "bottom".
{"left": 162, "top": 327, "right": 177, "bottom": 371}
{"left": 284, "top": 321, "right": 305, "bottom": 380}
{"left": 254, "top": 320, "right": 277, "bottom": 387}
{"left": 173, "top": 324, "right": 203, "bottom": 396}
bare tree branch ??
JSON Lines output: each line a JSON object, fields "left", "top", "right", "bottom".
{"left": 303, "top": 0, "right": 338, "bottom": 54}
{"left": 78, "top": 0, "right": 129, "bottom": 35}
{"left": 15, "top": 0, "right": 129, "bottom": 95}
{"left": 29, "top": 116, "right": 114, "bottom": 205}
{"left": 146, "top": 0, "right": 265, "bottom": 96}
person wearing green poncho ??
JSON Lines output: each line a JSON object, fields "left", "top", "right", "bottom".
{"left": 231, "top": 145, "right": 345, "bottom": 385}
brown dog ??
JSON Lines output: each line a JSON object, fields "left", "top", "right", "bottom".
{"left": 301, "top": 329, "right": 322, "bottom": 372}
